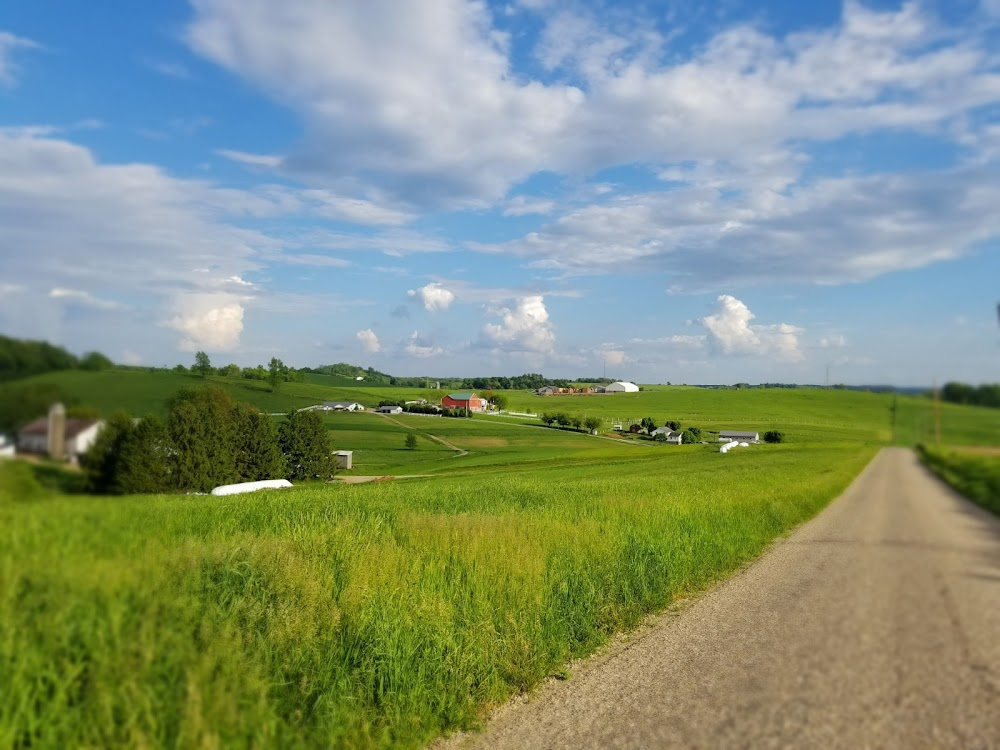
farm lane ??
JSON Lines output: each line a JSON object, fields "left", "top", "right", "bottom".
{"left": 450, "top": 448, "right": 1000, "bottom": 749}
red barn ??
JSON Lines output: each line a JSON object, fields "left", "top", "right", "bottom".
{"left": 441, "top": 392, "right": 486, "bottom": 412}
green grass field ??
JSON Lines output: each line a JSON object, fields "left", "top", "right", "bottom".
{"left": 2, "top": 369, "right": 998, "bottom": 748}
{"left": 1, "top": 442, "right": 876, "bottom": 749}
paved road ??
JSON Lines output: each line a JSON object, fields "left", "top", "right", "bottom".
{"left": 451, "top": 448, "right": 1000, "bottom": 749}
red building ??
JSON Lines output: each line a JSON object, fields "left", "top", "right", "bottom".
{"left": 441, "top": 392, "right": 487, "bottom": 412}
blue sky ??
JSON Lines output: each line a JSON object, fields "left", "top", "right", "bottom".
{"left": 1, "top": 0, "right": 999, "bottom": 385}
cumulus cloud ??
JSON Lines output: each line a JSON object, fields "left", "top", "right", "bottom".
{"left": 404, "top": 331, "right": 444, "bottom": 359}
{"left": 0, "top": 31, "right": 38, "bottom": 87}
{"left": 601, "top": 349, "right": 626, "bottom": 366}
{"left": 187, "top": 0, "right": 582, "bottom": 209}
{"left": 407, "top": 282, "right": 455, "bottom": 312}
{"left": 167, "top": 295, "right": 245, "bottom": 351}
{"left": 356, "top": 328, "right": 381, "bottom": 353}
{"left": 480, "top": 295, "right": 556, "bottom": 353}
{"left": 185, "top": 1, "right": 1000, "bottom": 210}
{"left": 700, "top": 295, "right": 803, "bottom": 361}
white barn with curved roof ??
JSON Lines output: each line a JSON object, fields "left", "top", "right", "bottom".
{"left": 604, "top": 381, "right": 639, "bottom": 393}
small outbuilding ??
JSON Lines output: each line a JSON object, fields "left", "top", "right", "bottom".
{"left": 718, "top": 430, "right": 760, "bottom": 443}
{"left": 335, "top": 450, "right": 353, "bottom": 469}
{"left": 377, "top": 405, "right": 403, "bottom": 414}
{"left": 604, "top": 381, "right": 639, "bottom": 393}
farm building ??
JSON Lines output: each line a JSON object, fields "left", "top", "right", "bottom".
{"left": 604, "top": 381, "right": 639, "bottom": 393}
{"left": 536, "top": 385, "right": 560, "bottom": 395}
{"left": 441, "top": 392, "right": 486, "bottom": 412}
{"left": 718, "top": 430, "right": 760, "bottom": 443}
{"left": 651, "top": 428, "right": 683, "bottom": 444}
{"left": 377, "top": 405, "right": 403, "bottom": 414}
{"left": 323, "top": 401, "right": 365, "bottom": 412}
{"left": 334, "top": 450, "right": 353, "bottom": 469}
{"left": 17, "top": 403, "right": 105, "bottom": 460}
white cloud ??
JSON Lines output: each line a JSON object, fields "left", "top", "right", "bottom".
{"left": 167, "top": 295, "right": 245, "bottom": 351}
{"left": 48, "top": 288, "right": 124, "bottom": 311}
{"left": 474, "top": 163, "right": 1000, "bottom": 289}
{"left": 215, "top": 149, "right": 282, "bottom": 168}
{"left": 407, "top": 282, "right": 456, "bottom": 312}
{"left": 0, "top": 31, "right": 38, "bottom": 87}
{"left": 504, "top": 195, "right": 555, "bottom": 216}
{"left": 404, "top": 331, "right": 444, "bottom": 359}
{"left": 356, "top": 328, "right": 381, "bottom": 353}
{"left": 186, "top": 0, "right": 583, "bottom": 208}
{"left": 700, "top": 295, "right": 803, "bottom": 361}
{"left": 122, "top": 350, "right": 143, "bottom": 366}
{"left": 601, "top": 349, "right": 626, "bottom": 366}
{"left": 820, "top": 334, "right": 847, "bottom": 348}
{"left": 480, "top": 295, "right": 555, "bottom": 353}
{"left": 186, "top": 1, "right": 1000, "bottom": 210}
{"left": 630, "top": 334, "right": 707, "bottom": 349}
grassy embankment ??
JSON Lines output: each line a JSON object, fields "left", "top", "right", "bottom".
{"left": 917, "top": 446, "right": 1000, "bottom": 516}
{"left": 2, "top": 442, "right": 876, "bottom": 749}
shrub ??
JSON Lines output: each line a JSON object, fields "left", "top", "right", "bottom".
{"left": 763, "top": 430, "right": 785, "bottom": 444}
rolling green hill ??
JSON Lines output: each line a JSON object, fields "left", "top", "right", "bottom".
{"left": 5, "top": 368, "right": 998, "bottom": 447}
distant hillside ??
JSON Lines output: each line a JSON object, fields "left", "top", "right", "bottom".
{"left": 0, "top": 334, "right": 112, "bottom": 382}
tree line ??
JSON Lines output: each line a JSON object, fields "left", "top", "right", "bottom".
{"left": 0, "top": 334, "right": 112, "bottom": 383}
{"left": 941, "top": 382, "right": 1000, "bottom": 409}
{"left": 82, "top": 386, "right": 335, "bottom": 494}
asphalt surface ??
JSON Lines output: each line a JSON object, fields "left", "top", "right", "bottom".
{"left": 449, "top": 448, "right": 1000, "bottom": 749}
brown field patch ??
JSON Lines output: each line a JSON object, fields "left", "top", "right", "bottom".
{"left": 460, "top": 437, "right": 509, "bottom": 448}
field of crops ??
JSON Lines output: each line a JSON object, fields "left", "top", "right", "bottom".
{"left": 1, "top": 442, "right": 876, "bottom": 748}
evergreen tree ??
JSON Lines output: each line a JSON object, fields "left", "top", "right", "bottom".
{"left": 80, "top": 410, "right": 134, "bottom": 493}
{"left": 167, "top": 387, "right": 239, "bottom": 492}
{"left": 116, "top": 415, "right": 173, "bottom": 494}
{"left": 279, "top": 410, "right": 334, "bottom": 481}
{"left": 234, "top": 403, "right": 286, "bottom": 481}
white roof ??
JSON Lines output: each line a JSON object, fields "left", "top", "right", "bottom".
{"left": 606, "top": 381, "right": 639, "bottom": 392}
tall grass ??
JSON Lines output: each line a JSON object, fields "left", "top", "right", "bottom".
{"left": 1, "top": 445, "right": 875, "bottom": 748}
{"left": 917, "top": 446, "right": 1000, "bottom": 516}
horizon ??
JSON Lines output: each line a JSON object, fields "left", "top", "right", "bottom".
{"left": 1, "top": 1, "right": 999, "bottom": 385}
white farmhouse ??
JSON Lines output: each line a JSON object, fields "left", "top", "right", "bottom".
{"left": 651, "top": 428, "right": 683, "bottom": 444}
{"left": 17, "top": 403, "right": 105, "bottom": 460}
{"left": 377, "top": 405, "right": 403, "bottom": 414}
{"left": 604, "top": 381, "right": 639, "bottom": 393}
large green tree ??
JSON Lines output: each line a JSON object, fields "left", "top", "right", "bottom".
{"left": 116, "top": 415, "right": 172, "bottom": 494}
{"left": 268, "top": 357, "right": 287, "bottom": 392}
{"left": 193, "top": 351, "right": 212, "bottom": 379}
{"left": 279, "top": 410, "right": 334, "bottom": 481}
{"left": 80, "top": 410, "right": 135, "bottom": 494}
{"left": 167, "top": 387, "right": 239, "bottom": 492}
{"left": 234, "top": 404, "right": 287, "bottom": 481}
